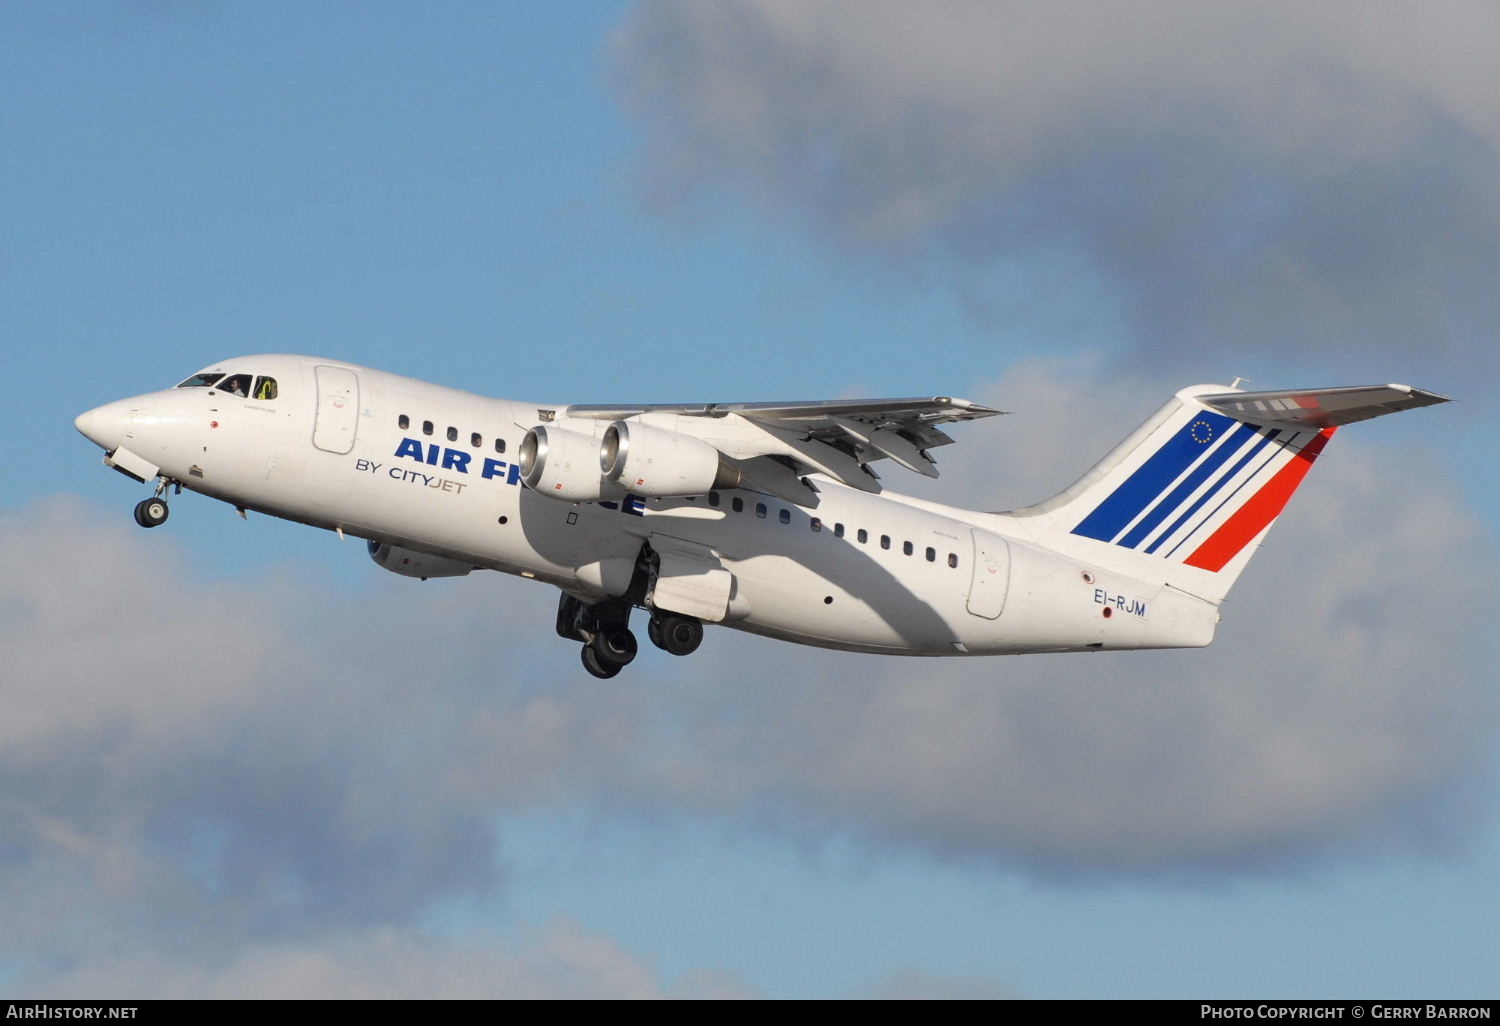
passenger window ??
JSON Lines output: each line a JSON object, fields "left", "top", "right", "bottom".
{"left": 857, "top": 529, "right": 868, "bottom": 544}
{"left": 422, "top": 421, "right": 434, "bottom": 436}
{"left": 399, "top": 414, "right": 410, "bottom": 430}
{"left": 177, "top": 372, "right": 223, "bottom": 388}
{"left": 810, "top": 517, "right": 821, "bottom": 532}
{"left": 709, "top": 492, "right": 720, "bottom": 507}
{"left": 755, "top": 502, "right": 767, "bottom": 519}
{"left": 252, "top": 376, "right": 278, "bottom": 400}
{"left": 446, "top": 426, "right": 458, "bottom": 442}
{"left": 732, "top": 497, "right": 744, "bottom": 513}
{"left": 834, "top": 523, "right": 845, "bottom": 538}
{"left": 948, "top": 553, "right": 959, "bottom": 568}
{"left": 903, "top": 541, "right": 913, "bottom": 556}
{"left": 495, "top": 437, "right": 506, "bottom": 454}
{"left": 880, "top": 535, "right": 891, "bottom": 550}
{"left": 778, "top": 509, "right": 790, "bottom": 524}
{"left": 216, "top": 373, "right": 252, "bottom": 398}
{"left": 471, "top": 432, "right": 482, "bottom": 448}
{"left": 926, "top": 547, "right": 936, "bottom": 562}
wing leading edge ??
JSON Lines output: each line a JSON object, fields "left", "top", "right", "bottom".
{"left": 561, "top": 396, "right": 1003, "bottom": 503}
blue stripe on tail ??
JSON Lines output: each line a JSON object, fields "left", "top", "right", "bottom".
{"left": 1072, "top": 411, "right": 1235, "bottom": 543}
{"left": 1117, "top": 423, "right": 1258, "bottom": 548}
{"left": 1144, "top": 429, "right": 1279, "bottom": 554}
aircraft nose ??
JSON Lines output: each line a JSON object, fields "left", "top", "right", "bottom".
{"left": 74, "top": 399, "right": 132, "bottom": 451}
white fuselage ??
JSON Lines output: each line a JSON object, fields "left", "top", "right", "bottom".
{"left": 76, "top": 356, "right": 1218, "bottom": 658}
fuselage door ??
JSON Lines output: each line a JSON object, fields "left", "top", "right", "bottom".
{"left": 966, "top": 529, "right": 1010, "bottom": 619}
{"left": 313, "top": 365, "right": 360, "bottom": 454}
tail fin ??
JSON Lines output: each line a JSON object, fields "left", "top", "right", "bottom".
{"left": 1000, "top": 383, "right": 1449, "bottom": 604}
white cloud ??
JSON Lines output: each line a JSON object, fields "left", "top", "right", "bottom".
{"left": 621, "top": 0, "right": 1496, "bottom": 227}
{"left": 616, "top": 1, "right": 1499, "bottom": 373}
{"left": 0, "top": 498, "right": 646, "bottom": 974}
{"left": 25, "top": 920, "right": 756, "bottom": 999}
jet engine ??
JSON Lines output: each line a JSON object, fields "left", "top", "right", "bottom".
{"left": 600, "top": 420, "right": 735, "bottom": 497}
{"left": 367, "top": 540, "right": 474, "bottom": 579}
{"left": 518, "top": 424, "right": 626, "bottom": 502}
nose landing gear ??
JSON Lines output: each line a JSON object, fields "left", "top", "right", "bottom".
{"left": 133, "top": 497, "right": 169, "bottom": 528}
{"left": 132, "top": 477, "right": 180, "bottom": 529}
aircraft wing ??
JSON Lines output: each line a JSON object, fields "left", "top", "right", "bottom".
{"left": 561, "top": 396, "right": 1003, "bottom": 504}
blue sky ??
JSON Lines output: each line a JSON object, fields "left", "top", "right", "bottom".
{"left": 2, "top": 1, "right": 1495, "bottom": 999}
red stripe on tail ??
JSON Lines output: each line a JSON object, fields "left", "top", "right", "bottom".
{"left": 1183, "top": 428, "right": 1336, "bottom": 572}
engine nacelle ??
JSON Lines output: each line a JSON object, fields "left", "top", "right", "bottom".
{"left": 367, "top": 540, "right": 474, "bottom": 580}
{"left": 518, "top": 423, "right": 626, "bottom": 502}
{"left": 600, "top": 420, "right": 729, "bottom": 498}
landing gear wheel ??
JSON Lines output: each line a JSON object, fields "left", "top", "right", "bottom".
{"left": 592, "top": 628, "right": 638, "bottom": 668}
{"left": 556, "top": 594, "right": 586, "bottom": 641}
{"left": 581, "top": 644, "right": 621, "bottom": 679}
{"left": 650, "top": 614, "right": 703, "bottom": 657}
{"left": 133, "top": 497, "right": 169, "bottom": 528}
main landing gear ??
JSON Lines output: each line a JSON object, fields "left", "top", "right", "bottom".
{"left": 132, "top": 478, "right": 180, "bottom": 529}
{"left": 557, "top": 595, "right": 636, "bottom": 679}
{"left": 556, "top": 593, "right": 705, "bottom": 679}
{"left": 646, "top": 612, "right": 703, "bottom": 657}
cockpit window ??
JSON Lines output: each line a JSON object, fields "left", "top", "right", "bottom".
{"left": 216, "top": 373, "right": 252, "bottom": 398}
{"left": 177, "top": 372, "right": 223, "bottom": 388}
{"left": 253, "top": 376, "right": 278, "bottom": 400}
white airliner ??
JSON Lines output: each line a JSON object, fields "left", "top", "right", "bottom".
{"left": 75, "top": 357, "right": 1447, "bottom": 677}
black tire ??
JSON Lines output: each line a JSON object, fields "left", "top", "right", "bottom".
{"left": 659, "top": 615, "right": 703, "bottom": 657}
{"left": 556, "top": 594, "right": 585, "bottom": 641}
{"left": 134, "top": 498, "right": 169, "bottom": 528}
{"left": 581, "top": 643, "right": 620, "bottom": 679}
{"left": 646, "top": 616, "right": 663, "bottom": 650}
{"left": 592, "top": 628, "right": 637, "bottom": 668}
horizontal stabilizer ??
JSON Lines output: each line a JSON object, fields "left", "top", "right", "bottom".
{"left": 1197, "top": 384, "right": 1450, "bottom": 428}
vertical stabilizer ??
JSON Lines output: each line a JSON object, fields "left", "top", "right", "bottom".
{"left": 996, "top": 383, "right": 1447, "bottom": 604}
